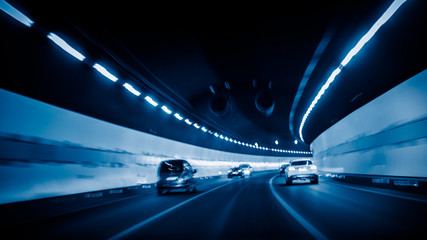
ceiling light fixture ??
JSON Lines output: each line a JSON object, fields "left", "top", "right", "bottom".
{"left": 123, "top": 83, "right": 141, "bottom": 96}
{"left": 161, "top": 105, "right": 172, "bottom": 115}
{"left": 47, "top": 33, "right": 86, "bottom": 61}
{"left": 0, "top": 1, "right": 34, "bottom": 27}
{"left": 93, "top": 63, "right": 118, "bottom": 82}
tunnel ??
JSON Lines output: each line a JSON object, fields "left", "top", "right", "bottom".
{"left": 1, "top": 0, "right": 427, "bottom": 239}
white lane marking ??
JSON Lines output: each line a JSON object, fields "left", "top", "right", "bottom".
{"left": 330, "top": 182, "right": 427, "bottom": 204}
{"left": 108, "top": 180, "right": 240, "bottom": 240}
{"left": 269, "top": 175, "right": 328, "bottom": 240}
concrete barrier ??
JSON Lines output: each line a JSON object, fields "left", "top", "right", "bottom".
{"left": 0, "top": 89, "right": 296, "bottom": 204}
{"left": 311, "top": 69, "right": 427, "bottom": 186}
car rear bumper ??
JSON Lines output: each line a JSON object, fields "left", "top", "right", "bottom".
{"left": 288, "top": 174, "right": 318, "bottom": 180}
{"left": 156, "top": 181, "right": 189, "bottom": 189}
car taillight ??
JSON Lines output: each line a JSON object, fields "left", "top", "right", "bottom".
{"left": 310, "top": 165, "right": 317, "bottom": 170}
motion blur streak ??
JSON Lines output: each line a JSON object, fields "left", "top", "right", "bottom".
{"left": 269, "top": 176, "right": 328, "bottom": 240}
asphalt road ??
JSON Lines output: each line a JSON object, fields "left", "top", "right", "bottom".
{"left": 4, "top": 172, "right": 427, "bottom": 239}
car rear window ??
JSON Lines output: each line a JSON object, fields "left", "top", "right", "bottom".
{"left": 160, "top": 161, "right": 184, "bottom": 173}
{"left": 291, "top": 160, "right": 313, "bottom": 166}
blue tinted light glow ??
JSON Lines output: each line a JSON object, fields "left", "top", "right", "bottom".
{"left": 144, "top": 96, "right": 158, "bottom": 107}
{"left": 298, "top": 0, "right": 406, "bottom": 142}
{"left": 47, "top": 33, "right": 86, "bottom": 61}
{"left": 193, "top": 123, "right": 200, "bottom": 129}
{"left": 161, "top": 106, "right": 172, "bottom": 114}
{"left": 185, "top": 119, "right": 192, "bottom": 125}
{"left": 341, "top": 0, "right": 406, "bottom": 67}
{"left": 201, "top": 127, "right": 208, "bottom": 132}
{"left": 93, "top": 63, "right": 118, "bottom": 82}
{"left": 123, "top": 83, "right": 141, "bottom": 96}
{"left": 0, "top": 1, "right": 34, "bottom": 27}
{"left": 174, "top": 113, "right": 183, "bottom": 120}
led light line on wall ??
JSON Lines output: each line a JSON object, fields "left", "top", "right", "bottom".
{"left": 298, "top": 0, "right": 406, "bottom": 142}
{"left": 93, "top": 63, "right": 118, "bottom": 82}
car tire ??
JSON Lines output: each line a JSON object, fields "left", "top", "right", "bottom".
{"left": 286, "top": 178, "right": 292, "bottom": 185}
{"left": 312, "top": 177, "right": 319, "bottom": 184}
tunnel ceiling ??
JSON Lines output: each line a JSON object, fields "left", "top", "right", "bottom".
{"left": 2, "top": 0, "right": 427, "bottom": 154}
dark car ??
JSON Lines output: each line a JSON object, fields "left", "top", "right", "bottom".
{"left": 227, "top": 167, "right": 242, "bottom": 178}
{"left": 156, "top": 159, "right": 197, "bottom": 195}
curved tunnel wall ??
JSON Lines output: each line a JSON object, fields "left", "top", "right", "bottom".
{"left": 0, "top": 89, "right": 297, "bottom": 204}
{"left": 311, "top": 69, "right": 427, "bottom": 178}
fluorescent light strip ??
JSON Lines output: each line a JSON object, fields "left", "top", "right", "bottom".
{"left": 161, "top": 106, "right": 172, "bottom": 114}
{"left": 174, "top": 113, "right": 183, "bottom": 120}
{"left": 341, "top": 0, "right": 407, "bottom": 67}
{"left": 0, "top": 0, "right": 34, "bottom": 27}
{"left": 144, "top": 96, "right": 158, "bottom": 107}
{"left": 123, "top": 83, "right": 141, "bottom": 96}
{"left": 47, "top": 33, "right": 86, "bottom": 61}
{"left": 185, "top": 119, "right": 192, "bottom": 125}
{"left": 93, "top": 63, "right": 118, "bottom": 82}
{"left": 298, "top": 0, "right": 406, "bottom": 142}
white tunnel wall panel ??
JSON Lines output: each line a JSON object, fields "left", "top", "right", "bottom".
{"left": 311, "top": 69, "right": 427, "bottom": 177}
{"left": 0, "top": 89, "right": 297, "bottom": 204}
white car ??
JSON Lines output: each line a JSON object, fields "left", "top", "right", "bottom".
{"left": 239, "top": 164, "right": 253, "bottom": 177}
{"left": 284, "top": 160, "right": 318, "bottom": 184}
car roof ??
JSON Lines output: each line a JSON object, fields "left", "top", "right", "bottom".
{"left": 291, "top": 159, "right": 313, "bottom": 163}
{"left": 162, "top": 159, "right": 187, "bottom": 163}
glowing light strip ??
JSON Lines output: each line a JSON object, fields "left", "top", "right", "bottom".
{"left": 298, "top": 0, "right": 406, "bottom": 142}
{"left": 174, "top": 113, "right": 183, "bottom": 120}
{"left": 93, "top": 63, "right": 118, "bottom": 82}
{"left": 144, "top": 96, "right": 158, "bottom": 107}
{"left": 161, "top": 105, "right": 172, "bottom": 114}
{"left": 123, "top": 83, "right": 141, "bottom": 96}
{"left": 47, "top": 33, "right": 86, "bottom": 61}
{"left": 0, "top": 0, "right": 34, "bottom": 27}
